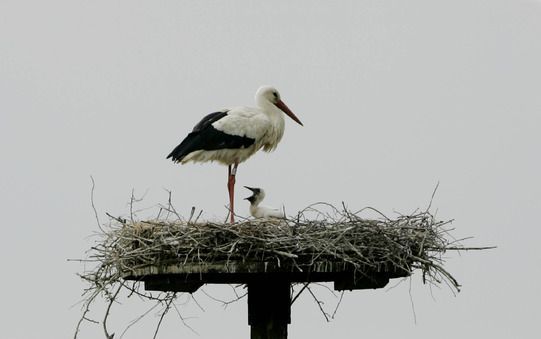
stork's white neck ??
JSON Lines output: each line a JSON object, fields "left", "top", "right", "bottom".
{"left": 254, "top": 86, "right": 287, "bottom": 151}
{"left": 256, "top": 97, "right": 280, "bottom": 117}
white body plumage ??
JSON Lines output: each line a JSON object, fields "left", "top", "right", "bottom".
{"left": 173, "top": 86, "right": 300, "bottom": 166}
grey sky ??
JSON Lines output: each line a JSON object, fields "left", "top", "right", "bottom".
{"left": 1, "top": 0, "right": 540, "bottom": 338}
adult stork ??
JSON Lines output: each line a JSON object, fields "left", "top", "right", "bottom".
{"left": 166, "top": 86, "right": 303, "bottom": 223}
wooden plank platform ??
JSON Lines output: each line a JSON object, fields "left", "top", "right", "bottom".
{"left": 122, "top": 260, "right": 410, "bottom": 292}
{"left": 122, "top": 261, "right": 410, "bottom": 339}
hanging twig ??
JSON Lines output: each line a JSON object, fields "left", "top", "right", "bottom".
{"left": 119, "top": 302, "right": 161, "bottom": 339}
{"left": 152, "top": 294, "right": 175, "bottom": 339}
{"left": 306, "top": 285, "right": 330, "bottom": 322}
{"left": 103, "top": 285, "right": 122, "bottom": 339}
{"left": 291, "top": 283, "right": 309, "bottom": 305}
{"left": 331, "top": 291, "right": 345, "bottom": 319}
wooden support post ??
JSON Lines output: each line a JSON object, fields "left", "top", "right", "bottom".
{"left": 248, "top": 279, "right": 291, "bottom": 339}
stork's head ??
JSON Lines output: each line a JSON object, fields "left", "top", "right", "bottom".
{"left": 256, "top": 86, "right": 303, "bottom": 126}
{"left": 244, "top": 186, "right": 266, "bottom": 205}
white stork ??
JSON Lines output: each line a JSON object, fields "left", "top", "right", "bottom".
{"left": 166, "top": 86, "right": 303, "bottom": 223}
{"left": 244, "top": 186, "right": 286, "bottom": 219}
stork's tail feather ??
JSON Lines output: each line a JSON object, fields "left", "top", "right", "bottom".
{"left": 166, "top": 132, "right": 199, "bottom": 162}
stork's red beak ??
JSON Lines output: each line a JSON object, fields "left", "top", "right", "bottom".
{"left": 275, "top": 100, "right": 303, "bottom": 126}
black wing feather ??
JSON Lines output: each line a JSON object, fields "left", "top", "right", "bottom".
{"left": 192, "top": 111, "right": 228, "bottom": 132}
{"left": 166, "top": 111, "right": 256, "bottom": 162}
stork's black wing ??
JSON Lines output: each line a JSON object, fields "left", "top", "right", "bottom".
{"left": 192, "top": 111, "right": 228, "bottom": 132}
{"left": 166, "top": 111, "right": 256, "bottom": 162}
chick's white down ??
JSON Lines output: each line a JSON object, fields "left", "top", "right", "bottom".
{"left": 244, "top": 187, "right": 285, "bottom": 219}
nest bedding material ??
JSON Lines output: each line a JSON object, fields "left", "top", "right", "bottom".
{"left": 86, "top": 206, "right": 460, "bottom": 291}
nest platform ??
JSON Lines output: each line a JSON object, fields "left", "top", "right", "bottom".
{"left": 121, "top": 218, "right": 418, "bottom": 293}
{"left": 79, "top": 207, "right": 463, "bottom": 339}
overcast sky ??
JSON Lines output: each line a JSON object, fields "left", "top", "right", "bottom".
{"left": 1, "top": 1, "right": 540, "bottom": 338}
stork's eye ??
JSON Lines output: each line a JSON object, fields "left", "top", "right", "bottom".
{"left": 273, "top": 92, "right": 279, "bottom": 100}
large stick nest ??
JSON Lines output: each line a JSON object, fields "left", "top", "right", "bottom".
{"left": 85, "top": 203, "right": 465, "bottom": 292}
{"left": 75, "top": 201, "right": 488, "bottom": 338}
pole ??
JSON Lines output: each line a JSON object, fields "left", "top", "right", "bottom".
{"left": 247, "top": 278, "right": 291, "bottom": 339}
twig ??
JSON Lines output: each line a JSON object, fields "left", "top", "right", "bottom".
{"left": 119, "top": 302, "right": 161, "bottom": 339}
{"left": 73, "top": 296, "right": 95, "bottom": 339}
{"left": 426, "top": 181, "right": 440, "bottom": 213}
{"left": 331, "top": 291, "right": 345, "bottom": 319}
{"left": 172, "top": 303, "right": 199, "bottom": 335}
{"left": 306, "top": 285, "right": 330, "bottom": 322}
{"left": 103, "top": 285, "right": 122, "bottom": 339}
{"left": 152, "top": 294, "right": 175, "bottom": 339}
{"left": 291, "top": 283, "right": 309, "bottom": 306}
{"left": 90, "top": 176, "right": 105, "bottom": 233}
{"left": 408, "top": 277, "right": 417, "bottom": 325}
{"left": 188, "top": 206, "right": 196, "bottom": 223}
{"left": 200, "top": 288, "right": 247, "bottom": 308}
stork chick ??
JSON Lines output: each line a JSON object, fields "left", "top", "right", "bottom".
{"left": 244, "top": 186, "right": 286, "bottom": 219}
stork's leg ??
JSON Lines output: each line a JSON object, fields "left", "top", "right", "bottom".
{"left": 227, "top": 163, "right": 239, "bottom": 223}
